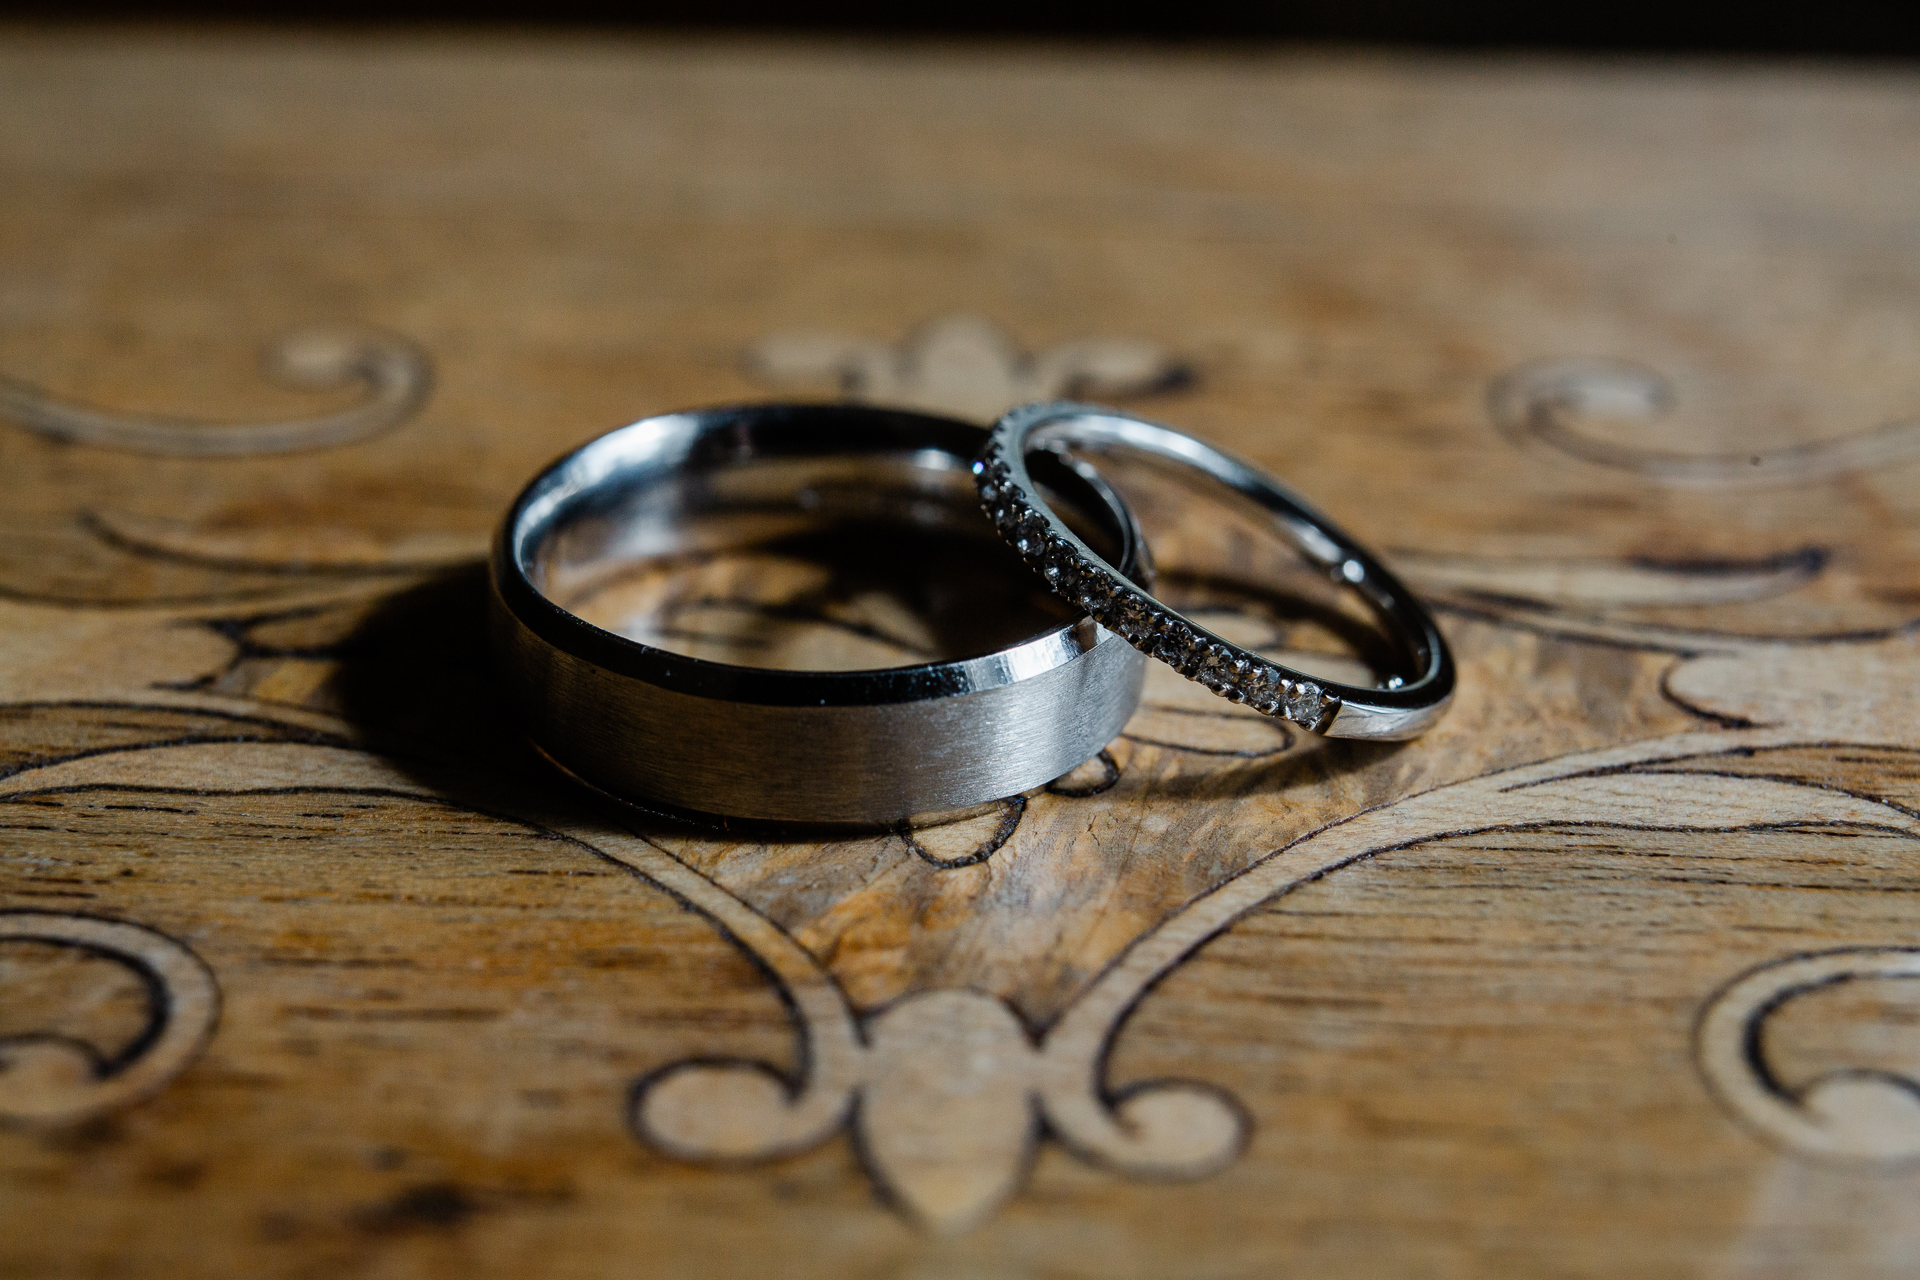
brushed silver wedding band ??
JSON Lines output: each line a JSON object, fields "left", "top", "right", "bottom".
{"left": 489, "top": 403, "right": 1150, "bottom": 826}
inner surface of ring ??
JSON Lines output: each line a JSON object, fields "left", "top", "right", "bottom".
{"left": 528, "top": 448, "right": 1127, "bottom": 673}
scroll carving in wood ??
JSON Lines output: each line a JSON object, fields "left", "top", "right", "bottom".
{"left": 0, "top": 911, "right": 219, "bottom": 1126}
{"left": 1490, "top": 358, "right": 1920, "bottom": 488}
{"left": 9, "top": 480, "right": 1920, "bottom": 1229}
{"left": 5, "top": 45, "right": 1920, "bottom": 1271}
{"left": 1698, "top": 949, "right": 1920, "bottom": 1164}
{"left": 0, "top": 328, "right": 431, "bottom": 457}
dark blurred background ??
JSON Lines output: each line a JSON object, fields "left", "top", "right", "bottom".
{"left": 0, "top": 4, "right": 1911, "bottom": 58}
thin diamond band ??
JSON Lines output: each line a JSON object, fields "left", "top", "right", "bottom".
{"left": 975, "top": 402, "right": 1456, "bottom": 741}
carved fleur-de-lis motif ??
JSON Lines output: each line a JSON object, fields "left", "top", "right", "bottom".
{"left": 0, "top": 742, "right": 1244, "bottom": 1233}
{"left": 746, "top": 313, "right": 1189, "bottom": 422}
{"left": 13, "top": 619, "right": 1920, "bottom": 1231}
{"left": 13, "top": 348, "right": 1920, "bottom": 1228}
{"left": 634, "top": 987, "right": 1243, "bottom": 1234}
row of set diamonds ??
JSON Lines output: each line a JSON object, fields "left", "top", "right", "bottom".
{"left": 973, "top": 447, "right": 1331, "bottom": 729}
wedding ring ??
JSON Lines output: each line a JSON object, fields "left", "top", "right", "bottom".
{"left": 491, "top": 403, "right": 1150, "bottom": 825}
{"left": 976, "top": 402, "right": 1455, "bottom": 740}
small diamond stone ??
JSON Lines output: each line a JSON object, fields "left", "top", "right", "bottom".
{"left": 1104, "top": 593, "right": 1152, "bottom": 637}
{"left": 1078, "top": 573, "right": 1115, "bottom": 609}
{"left": 1219, "top": 660, "right": 1250, "bottom": 702}
{"left": 1243, "top": 663, "right": 1280, "bottom": 710}
{"left": 1172, "top": 628, "right": 1209, "bottom": 671}
{"left": 1152, "top": 623, "right": 1192, "bottom": 668}
{"left": 1283, "top": 681, "right": 1325, "bottom": 726}
{"left": 1192, "top": 644, "right": 1230, "bottom": 687}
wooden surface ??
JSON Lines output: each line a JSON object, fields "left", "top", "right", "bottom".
{"left": 4, "top": 30, "right": 1920, "bottom": 1278}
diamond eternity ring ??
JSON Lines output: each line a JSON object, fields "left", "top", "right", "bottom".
{"left": 491, "top": 403, "right": 1151, "bottom": 826}
{"left": 975, "top": 401, "right": 1455, "bottom": 741}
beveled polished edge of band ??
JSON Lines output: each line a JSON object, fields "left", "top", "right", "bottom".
{"left": 496, "top": 402, "right": 1150, "bottom": 708}
{"left": 976, "top": 401, "right": 1456, "bottom": 741}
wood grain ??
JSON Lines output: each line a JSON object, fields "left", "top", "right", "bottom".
{"left": 3, "top": 28, "right": 1920, "bottom": 1277}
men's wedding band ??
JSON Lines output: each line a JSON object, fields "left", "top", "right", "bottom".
{"left": 976, "top": 401, "right": 1455, "bottom": 741}
{"left": 490, "top": 403, "right": 1151, "bottom": 825}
